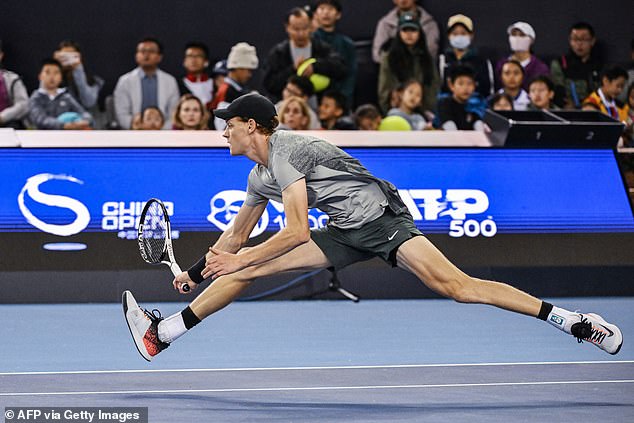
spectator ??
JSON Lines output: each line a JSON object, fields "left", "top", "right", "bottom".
{"left": 438, "top": 14, "right": 494, "bottom": 98}
{"left": 618, "top": 38, "right": 634, "bottom": 104}
{"left": 113, "top": 37, "right": 179, "bottom": 129}
{"left": 372, "top": 0, "right": 439, "bottom": 63}
{"left": 210, "top": 59, "right": 228, "bottom": 95}
{"left": 528, "top": 75, "right": 558, "bottom": 111}
{"left": 378, "top": 11, "right": 439, "bottom": 114}
{"left": 278, "top": 96, "right": 312, "bottom": 130}
{"left": 28, "top": 58, "right": 92, "bottom": 130}
{"left": 131, "top": 106, "right": 164, "bottom": 130}
{"left": 582, "top": 66, "right": 629, "bottom": 121}
{"left": 318, "top": 89, "right": 355, "bottom": 129}
{"left": 495, "top": 22, "right": 549, "bottom": 91}
{"left": 212, "top": 42, "right": 259, "bottom": 130}
{"left": 550, "top": 22, "right": 602, "bottom": 109}
{"left": 178, "top": 42, "right": 213, "bottom": 111}
{"left": 276, "top": 75, "right": 320, "bottom": 129}
{"left": 496, "top": 60, "right": 530, "bottom": 111}
{"left": 436, "top": 65, "right": 484, "bottom": 131}
{"left": 354, "top": 103, "right": 383, "bottom": 130}
{"left": 387, "top": 79, "right": 429, "bottom": 130}
{"left": 312, "top": 0, "right": 357, "bottom": 108}
{"left": 172, "top": 94, "right": 209, "bottom": 130}
{"left": 0, "top": 39, "right": 29, "bottom": 128}
{"left": 623, "top": 83, "right": 634, "bottom": 146}
{"left": 262, "top": 7, "right": 347, "bottom": 103}
{"left": 53, "top": 40, "right": 104, "bottom": 112}
{"left": 489, "top": 92, "right": 514, "bottom": 111}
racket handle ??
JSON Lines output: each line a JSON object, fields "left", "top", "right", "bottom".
{"left": 168, "top": 262, "right": 190, "bottom": 292}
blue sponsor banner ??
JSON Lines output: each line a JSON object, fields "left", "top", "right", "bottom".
{"left": 1, "top": 148, "right": 632, "bottom": 239}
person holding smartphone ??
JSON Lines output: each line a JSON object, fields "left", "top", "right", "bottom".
{"left": 53, "top": 40, "right": 104, "bottom": 112}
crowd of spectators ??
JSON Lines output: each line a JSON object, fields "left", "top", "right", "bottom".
{"left": 0, "top": 0, "right": 633, "bottom": 144}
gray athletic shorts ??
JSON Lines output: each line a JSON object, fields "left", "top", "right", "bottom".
{"left": 310, "top": 209, "right": 423, "bottom": 270}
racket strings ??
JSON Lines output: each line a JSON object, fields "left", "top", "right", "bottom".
{"left": 140, "top": 202, "right": 168, "bottom": 263}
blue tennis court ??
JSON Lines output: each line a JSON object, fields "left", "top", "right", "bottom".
{"left": 1, "top": 297, "right": 632, "bottom": 422}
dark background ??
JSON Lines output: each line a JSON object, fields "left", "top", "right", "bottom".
{"left": 1, "top": 0, "right": 632, "bottom": 106}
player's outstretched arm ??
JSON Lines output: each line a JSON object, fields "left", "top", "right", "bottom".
{"left": 203, "top": 178, "right": 310, "bottom": 279}
{"left": 173, "top": 201, "right": 268, "bottom": 293}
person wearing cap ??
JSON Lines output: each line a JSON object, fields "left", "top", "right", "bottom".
{"left": 0, "top": 39, "right": 29, "bottom": 129}
{"left": 178, "top": 42, "right": 213, "bottom": 110}
{"left": 123, "top": 92, "right": 624, "bottom": 363}
{"left": 438, "top": 14, "right": 494, "bottom": 99}
{"left": 212, "top": 42, "right": 259, "bottom": 130}
{"left": 378, "top": 11, "right": 439, "bottom": 114}
{"left": 372, "top": 0, "right": 439, "bottom": 63}
{"left": 312, "top": 0, "right": 357, "bottom": 109}
{"left": 495, "top": 21, "right": 550, "bottom": 92}
{"left": 262, "top": 7, "right": 347, "bottom": 103}
{"left": 210, "top": 59, "right": 228, "bottom": 95}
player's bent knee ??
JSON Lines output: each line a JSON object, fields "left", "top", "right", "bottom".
{"left": 435, "top": 275, "right": 480, "bottom": 304}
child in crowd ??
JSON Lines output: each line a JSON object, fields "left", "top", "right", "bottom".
{"left": 497, "top": 60, "right": 530, "bottom": 110}
{"left": 354, "top": 104, "right": 382, "bottom": 130}
{"left": 489, "top": 92, "right": 514, "bottom": 111}
{"left": 436, "top": 65, "right": 484, "bottom": 130}
{"left": 528, "top": 75, "right": 558, "bottom": 110}
{"left": 387, "top": 80, "right": 430, "bottom": 130}
{"left": 278, "top": 96, "right": 312, "bottom": 130}
{"left": 276, "top": 75, "right": 320, "bottom": 129}
{"left": 172, "top": 94, "right": 209, "bottom": 130}
{"left": 28, "top": 58, "right": 93, "bottom": 130}
{"left": 132, "top": 106, "right": 164, "bottom": 130}
{"left": 318, "top": 89, "right": 355, "bottom": 129}
{"left": 582, "top": 66, "right": 629, "bottom": 121}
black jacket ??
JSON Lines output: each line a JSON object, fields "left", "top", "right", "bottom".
{"left": 263, "top": 38, "right": 347, "bottom": 103}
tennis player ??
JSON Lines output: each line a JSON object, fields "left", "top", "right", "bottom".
{"left": 123, "top": 93, "right": 622, "bottom": 361}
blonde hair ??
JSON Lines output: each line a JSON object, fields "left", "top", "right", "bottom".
{"left": 172, "top": 94, "right": 210, "bottom": 130}
{"left": 278, "top": 96, "right": 311, "bottom": 130}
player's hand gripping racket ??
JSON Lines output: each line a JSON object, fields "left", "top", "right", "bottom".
{"left": 138, "top": 198, "right": 190, "bottom": 292}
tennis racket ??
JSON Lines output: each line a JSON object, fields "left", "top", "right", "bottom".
{"left": 137, "top": 198, "right": 190, "bottom": 292}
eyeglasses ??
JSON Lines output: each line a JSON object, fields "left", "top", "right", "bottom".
{"left": 570, "top": 37, "right": 593, "bottom": 43}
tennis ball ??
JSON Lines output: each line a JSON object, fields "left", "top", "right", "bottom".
{"left": 379, "top": 115, "right": 412, "bottom": 131}
{"left": 297, "top": 58, "right": 330, "bottom": 93}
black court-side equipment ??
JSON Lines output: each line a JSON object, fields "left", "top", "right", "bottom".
{"left": 137, "top": 198, "right": 189, "bottom": 292}
{"left": 484, "top": 109, "right": 624, "bottom": 148}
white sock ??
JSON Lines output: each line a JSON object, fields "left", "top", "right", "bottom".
{"left": 546, "top": 306, "right": 578, "bottom": 334}
{"left": 157, "top": 312, "right": 188, "bottom": 343}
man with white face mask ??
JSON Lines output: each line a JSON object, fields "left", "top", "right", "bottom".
{"left": 495, "top": 21, "right": 550, "bottom": 91}
{"left": 438, "top": 14, "right": 494, "bottom": 98}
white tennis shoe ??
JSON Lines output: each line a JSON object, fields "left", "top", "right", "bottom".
{"left": 566, "top": 313, "right": 623, "bottom": 355}
{"left": 122, "top": 290, "right": 169, "bottom": 361}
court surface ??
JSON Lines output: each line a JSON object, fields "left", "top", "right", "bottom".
{"left": 1, "top": 297, "right": 633, "bottom": 422}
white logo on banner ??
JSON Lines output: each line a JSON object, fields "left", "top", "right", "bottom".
{"left": 206, "top": 188, "right": 497, "bottom": 238}
{"left": 207, "top": 190, "right": 272, "bottom": 238}
{"left": 18, "top": 173, "right": 90, "bottom": 236}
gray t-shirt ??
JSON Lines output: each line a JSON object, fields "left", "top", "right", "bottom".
{"left": 245, "top": 131, "right": 406, "bottom": 229}
{"left": 290, "top": 43, "right": 312, "bottom": 67}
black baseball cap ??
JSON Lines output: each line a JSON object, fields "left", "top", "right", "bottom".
{"left": 213, "top": 93, "right": 277, "bottom": 125}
